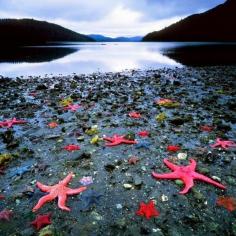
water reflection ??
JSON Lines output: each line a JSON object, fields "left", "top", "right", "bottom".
{"left": 0, "top": 42, "right": 236, "bottom": 77}
{"left": 162, "top": 43, "right": 236, "bottom": 66}
{"left": 0, "top": 46, "right": 77, "bottom": 63}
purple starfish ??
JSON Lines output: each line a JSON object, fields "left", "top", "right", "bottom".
{"left": 152, "top": 159, "right": 226, "bottom": 194}
{"left": 0, "top": 118, "right": 27, "bottom": 128}
{"left": 211, "top": 138, "right": 236, "bottom": 149}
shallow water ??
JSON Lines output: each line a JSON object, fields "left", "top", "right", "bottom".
{"left": 1, "top": 42, "right": 236, "bottom": 77}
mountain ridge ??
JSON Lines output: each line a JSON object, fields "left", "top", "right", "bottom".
{"left": 88, "top": 34, "right": 142, "bottom": 42}
{"left": 0, "top": 18, "right": 94, "bottom": 46}
{"left": 143, "top": 0, "right": 236, "bottom": 42}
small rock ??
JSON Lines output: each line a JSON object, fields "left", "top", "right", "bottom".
{"left": 123, "top": 183, "right": 133, "bottom": 189}
{"left": 133, "top": 175, "right": 143, "bottom": 186}
{"left": 177, "top": 153, "right": 187, "bottom": 160}
{"left": 116, "top": 204, "right": 123, "bottom": 209}
{"left": 161, "top": 194, "right": 168, "bottom": 202}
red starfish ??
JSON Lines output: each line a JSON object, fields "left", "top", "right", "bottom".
{"left": 136, "top": 200, "right": 160, "bottom": 219}
{"left": 211, "top": 138, "right": 236, "bottom": 149}
{"left": 138, "top": 130, "right": 149, "bottom": 137}
{"left": 0, "top": 117, "right": 27, "bottom": 128}
{"left": 129, "top": 112, "right": 142, "bottom": 119}
{"left": 152, "top": 159, "right": 226, "bottom": 194}
{"left": 0, "top": 194, "right": 5, "bottom": 200}
{"left": 0, "top": 209, "right": 13, "bottom": 221}
{"left": 63, "top": 144, "right": 81, "bottom": 152}
{"left": 32, "top": 172, "right": 87, "bottom": 212}
{"left": 167, "top": 145, "right": 181, "bottom": 152}
{"left": 64, "top": 104, "right": 81, "bottom": 112}
{"left": 31, "top": 213, "right": 52, "bottom": 230}
{"left": 216, "top": 196, "right": 236, "bottom": 212}
{"left": 200, "top": 125, "right": 214, "bottom": 132}
{"left": 128, "top": 156, "right": 139, "bottom": 165}
{"left": 103, "top": 134, "right": 137, "bottom": 146}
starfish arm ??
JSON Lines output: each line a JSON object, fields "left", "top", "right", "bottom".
{"left": 103, "top": 137, "right": 113, "bottom": 142}
{"left": 189, "top": 159, "right": 197, "bottom": 171}
{"left": 163, "top": 159, "right": 178, "bottom": 170}
{"left": 61, "top": 172, "right": 73, "bottom": 185}
{"left": 179, "top": 177, "right": 194, "bottom": 194}
{"left": 152, "top": 171, "right": 179, "bottom": 179}
{"left": 193, "top": 172, "right": 226, "bottom": 190}
{"left": 36, "top": 182, "right": 52, "bottom": 192}
{"left": 58, "top": 194, "right": 70, "bottom": 211}
{"left": 123, "top": 140, "right": 137, "bottom": 144}
{"left": 105, "top": 141, "right": 120, "bottom": 146}
{"left": 66, "top": 186, "right": 87, "bottom": 195}
{"left": 32, "top": 195, "right": 54, "bottom": 212}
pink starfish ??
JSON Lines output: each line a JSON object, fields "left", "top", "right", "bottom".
{"left": 64, "top": 104, "right": 81, "bottom": 112}
{"left": 152, "top": 159, "right": 226, "bottom": 194}
{"left": 32, "top": 172, "right": 87, "bottom": 212}
{"left": 103, "top": 134, "right": 137, "bottom": 146}
{"left": 0, "top": 117, "right": 27, "bottom": 128}
{"left": 129, "top": 112, "right": 142, "bottom": 119}
{"left": 63, "top": 144, "right": 81, "bottom": 152}
{"left": 211, "top": 138, "right": 236, "bottom": 149}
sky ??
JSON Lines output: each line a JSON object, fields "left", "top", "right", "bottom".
{"left": 0, "top": 0, "right": 226, "bottom": 37}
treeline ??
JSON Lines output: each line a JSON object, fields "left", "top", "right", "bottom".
{"left": 143, "top": 0, "right": 236, "bottom": 42}
{"left": 0, "top": 19, "right": 94, "bottom": 46}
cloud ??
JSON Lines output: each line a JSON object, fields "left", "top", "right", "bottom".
{"left": 0, "top": 0, "right": 226, "bottom": 36}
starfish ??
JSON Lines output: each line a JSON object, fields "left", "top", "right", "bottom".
{"left": 129, "top": 112, "right": 142, "bottom": 119}
{"left": 63, "top": 144, "right": 80, "bottom": 152}
{"left": 48, "top": 122, "right": 58, "bottom": 128}
{"left": 64, "top": 104, "right": 81, "bottom": 112}
{"left": 216, "top": 196, "right": 236, "bottom": 212}
{"left": 138, "top": 131, "right": 149, "bottom": 137}
{"left": 32, "top": 172, "right": 87, "bottom": 212}
{"left": 31, "top": 213, "right": 52, "bottom": 230}
{"left": 0, "top": 209, "right": 13, "bottom": 221}
{"left": 211, "top": 138, "right": 236, "bottom": 149}
{"left": 128, "top": 156, "right": 139, "bottom": 165}
{"left": 103, "top": 134, "right": 137, "bottom": 146}
{"left": 136, "top": 200, "right": 160, "bottom": 220}
{"left": 200, "top": 125, "right": 214, "bottom": 132}
{"left": 0, "top": 117, "right": 27, "bottom": 128}
{"left": 155, "top": 98, "right": 179, "bottom": 108}
{"left": 152, "top": 159, "right": 226, "bottom": 194}
{"left": 167, "top": 145, "right": 181, "bottom": 152}
{"left": 80, "top": 190, "right": 102, "bottom": 210}
{"left": 0, "top": 194, "right": 5, "bottom": 200}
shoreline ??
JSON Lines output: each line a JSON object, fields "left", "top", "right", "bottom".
{"left": 0, "top": 66, "right": 236, "bottom": 236}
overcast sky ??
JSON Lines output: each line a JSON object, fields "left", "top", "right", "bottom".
{"left": 0, "top": 0, "right": 226, "bottom": 37}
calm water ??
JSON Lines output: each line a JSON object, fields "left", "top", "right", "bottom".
{"left": 1, "top": 42, "right": 236, "bottom": 77}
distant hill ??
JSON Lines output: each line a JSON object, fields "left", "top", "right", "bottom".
{"left": 143, "top": 0, "right": 236, "bottom": 42}
{"left": 0, "top": 18, "right": 94, "bottom": 46}
{"left": 88, "top": 34, "right": 142, "bottom": 42}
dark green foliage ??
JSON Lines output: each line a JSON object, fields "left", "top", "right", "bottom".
{"left": 0, "top": 18, "right": 94, "bottom": 46}
{"left": 143, "top": 0, "right": 236, "bottom": 42}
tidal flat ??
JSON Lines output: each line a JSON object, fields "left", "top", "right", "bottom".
{"left": 0, "top": 66, "right": 236, "bottom": 236}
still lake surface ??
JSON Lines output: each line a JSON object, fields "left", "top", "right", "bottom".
{"left": 1, "top": 42, "right": 236, "bottom": 77}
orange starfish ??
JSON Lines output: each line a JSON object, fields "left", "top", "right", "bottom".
{"left": 48, "top": 122, "right": 58, "bottom": 128}
{"left": 32, "top": 172, "right": 87, "bottom": 212}
{"left": 216, "top": 196, "right": 236, "bottom": 212}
